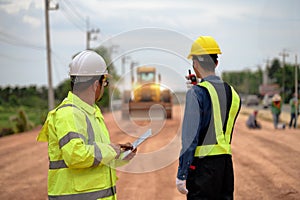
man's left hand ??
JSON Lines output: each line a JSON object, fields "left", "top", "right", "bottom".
{"left": 120, "top": 142, "right": 134, "bottom": 151}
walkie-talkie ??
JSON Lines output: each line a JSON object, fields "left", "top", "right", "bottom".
{"left": 188, "top": 69, "right": 197, "bottom": 85}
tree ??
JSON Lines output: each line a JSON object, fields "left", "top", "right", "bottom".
{"left": 267, "top": 58, "right": 281, "bottom": 83}
{"left": 0, "top": 86, "right": 11, "bottom": 104}
{"left": 266, "top": 58, "right": 299, "bottom": 102}
{"left": 222, "top": 68, "right": 262, "bottom": 95}
{"left": 55, "top": 79, "right": 71, "bottom": 102}
{"left": 93, "top": 46, "right": 120, "bottom": 109}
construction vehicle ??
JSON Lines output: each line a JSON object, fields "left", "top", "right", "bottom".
{"left": 122, "top": 66, "right": 172, "bottom": 119}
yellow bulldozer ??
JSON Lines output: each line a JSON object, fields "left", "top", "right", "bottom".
{"left": 122, "top": 66, "right": 172, "bottom": 119}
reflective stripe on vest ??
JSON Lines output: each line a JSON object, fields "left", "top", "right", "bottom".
{"left": 48, "top": 186, "right": 116, "bottom": 200}
{"left": 49, "top": 104, "right": 102, "bottom": 169}
{"left": 194, "top": 81, "right": 240, "bottom": 157}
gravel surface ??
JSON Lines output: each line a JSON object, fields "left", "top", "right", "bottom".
{"left": 0, "top": 105, "right": 299, "bottom": 200}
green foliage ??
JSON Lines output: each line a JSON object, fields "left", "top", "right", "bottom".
{"left": 222, "top": 58, "right": 299, "bottom": 103}
{"left": 9, "top": 108, "right": 34, "bottom": 133}
{"left": 0, "top": 85, "right": 48, "bottom": 109}
{"left": 93, "top": 46, "right": 120, "bottom": 109}
{"left": 222, "top": 69, "right": 263, "bottom": 95}
{"left": 0, "top": 128, "right": 14, "bottom": 137}
{"left": 267, "top": 58, "right": 281, "bottom": 82}
{"left": 266, "top": 58, "right": 300, "bottom": 102}
{"left": 94, "top": 47, "right": 119, "bottom": 79}
{"left": 55, "top": 79, "right": 71, "bottom": 102}
{"left": 0, "top": 46, "right": 118, "bottom": 136}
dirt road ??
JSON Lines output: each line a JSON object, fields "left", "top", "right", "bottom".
{"left": 0, "top": 105, "right": 299, "bottom": 200}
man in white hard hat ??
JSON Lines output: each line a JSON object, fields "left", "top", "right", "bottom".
{"left": 37, "top": 50, "right": 136, "bottom": 200}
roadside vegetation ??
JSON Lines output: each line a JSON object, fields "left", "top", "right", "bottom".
{"left": 1, "top": 54, "right": 297, "bottom": 137}
{"left": 0, "top": 47, "right": 119, "bottom": 137}
{"left": 222, "top": 58, "right": 299, "bottom": 103}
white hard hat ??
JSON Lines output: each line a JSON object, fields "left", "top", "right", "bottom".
{"left": 69, "top": 50, "right": 109, "bottom": 82}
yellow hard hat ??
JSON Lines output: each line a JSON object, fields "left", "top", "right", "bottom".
{"left": 187, "top": 36, "right": 222, "bottom": 59}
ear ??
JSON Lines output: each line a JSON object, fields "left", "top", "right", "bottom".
{"left": 93, "top": 80, "right": 99, "bottom": 91}
{"left": 195, "top": 59, "right": 202, "bottom": 70}
{"left": 215, "top": 60, "right": 219, "bottom": 66}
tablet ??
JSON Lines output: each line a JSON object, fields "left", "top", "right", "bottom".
{"left": 120, "top": 129, "right": 152, "bottom": 160}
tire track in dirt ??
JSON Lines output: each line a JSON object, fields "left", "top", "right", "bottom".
{"left": 232, "top": 114, "right": 300, "bottom": 200}
{"left": 108, "top": 106, "right": 185, "bottom": 200}
{"left": 0, "top": 128, "right": 48, "bottom": 200}
{"left": 1, "top": 106, "right": 299, "bottom": 200}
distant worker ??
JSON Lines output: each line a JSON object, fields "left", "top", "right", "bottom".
{"left": 37, "top": 50, "right": 136, "bottom": 200}
{"left": 176, "top": 36, "right": 241, "bottom": 199}
{"left": 271, "top": 94, "right": 283, "bottom": 129}
{"left": 289, "top": 93, "right": 299, "bottom": 129}
{"left": 246, "top": 110, "right": 261, "bottom": 129}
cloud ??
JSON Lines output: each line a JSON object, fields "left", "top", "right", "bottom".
{"left": 22, "top": 15, "right": 41, "bottom": 28}
{"left": 0, "top": 0, "right": 43, "bottom": 14}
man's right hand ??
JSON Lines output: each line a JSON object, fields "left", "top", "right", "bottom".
{"left": 185, "top": 75, "right": 199, "bottom": 89}
{"left": 176, "top": 178, "right": 188, "bottom": 194}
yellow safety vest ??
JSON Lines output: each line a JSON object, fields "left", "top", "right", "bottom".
{"left": 37, "top": 92, "right": 118, "bottom": 200}
{"left": 194, "top": 81, "right": 240, "bottom": 157}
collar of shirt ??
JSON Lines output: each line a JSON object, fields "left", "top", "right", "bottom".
{"left": 67, "top": 91, "right": 97, "bottom": 115}
{"left": 201, "top": 75, "right": 221, "bottom": 83}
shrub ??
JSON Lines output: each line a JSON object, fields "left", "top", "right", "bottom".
{"left": 0, "top": 128, "right": 14, "bottom": 137}
{"left": 9, "top": 109, "right": 34, "bottom": 133}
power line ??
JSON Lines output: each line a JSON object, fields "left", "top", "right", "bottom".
{"left": 0, "top": 53, "right": 45, "bottom": 63}
{"left": 59, "top": 7, "right": 85, "bottom": 32}
{"left": 63, "top": 0, "right": 86, "bottom": 23}
{"left": 61, "top": 0, "right": 99, "bottom": 30}
{"left": 0, "top": 31, "right": 45, "bottom": 51}
{"left": 59, "top": 0, "right": 85, "bottom": 32}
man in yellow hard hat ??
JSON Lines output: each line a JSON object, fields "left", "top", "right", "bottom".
{"left": 176, "top": 36, "right": 241, "bottom": 199}
{"left": 37, "top": 50, "right": 136, "bottom": 200}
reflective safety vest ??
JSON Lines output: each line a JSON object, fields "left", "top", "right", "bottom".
{"left": 194, "top": 81, "right": 241, "bottom": 157}
{"left": 37, "top": 92, "right": 118, "bottom": 200}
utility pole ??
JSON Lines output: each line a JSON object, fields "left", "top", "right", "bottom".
{"left": 86, "top": 17, "right": 100, "bottom": 50}
{"left": 44, "top": 0, "right": 58, "bottom": 110}
{"left": 130, "top": 61, "right": 138, "bottom": 85}
{"left": 121, "top": 56, "right": 130, "bottom": 92}
{"left": 279, "top": 49, "right": 289, "bottom": 102}
{"left": 107, "top": 45, "right": 119, "bottom": 112}
{"left": 295, "top": 55, "right": 298, "bottom": 125}
{"left": 263, "top": 59, "right": 270, "bottom": 85}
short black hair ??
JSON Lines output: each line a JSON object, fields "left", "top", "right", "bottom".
{"left": 71, "top": 75, "right": 104, "bottom": 91}
{"left": 193, "top": 54, "right": 218, "bottom": 72}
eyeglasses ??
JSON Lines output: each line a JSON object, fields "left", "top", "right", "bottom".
{"left": 102, "top": 75, "right": 109, "bottom": 87}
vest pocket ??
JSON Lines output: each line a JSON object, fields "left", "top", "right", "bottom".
{"left": 72, "top": 167, "right": 108, "bottom": 192}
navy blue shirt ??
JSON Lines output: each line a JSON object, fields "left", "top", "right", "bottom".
{"left": 177, "top": 75, "right": 225, "bottom": 180}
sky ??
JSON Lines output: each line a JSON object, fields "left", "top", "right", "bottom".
{"left": 0, "top": 0, "right": 299, "bottom": 92}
